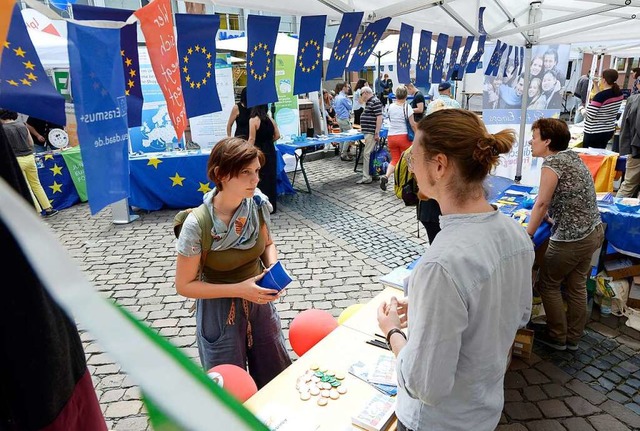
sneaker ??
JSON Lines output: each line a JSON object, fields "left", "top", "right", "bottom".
{"left": 566, "top": 340, "right": 580, "bottom": 351}
{"left": 380, "top": 176, "right": 388, "bottom": 191}
{"left": 356, "top": 178, "right": 372, "bottom": 184}
{"left": 43, "top": 208, "right": 58, "bottom": 218}
{"left": 535, "top": 331, "right": 566, "bottom": 351}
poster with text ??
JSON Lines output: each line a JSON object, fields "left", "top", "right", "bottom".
{"left": 274, "top": 55, "right": 299, "bottom": 140}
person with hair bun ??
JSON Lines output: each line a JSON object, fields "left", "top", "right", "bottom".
{"left": 580, "top": 68, "right": 624, "bottom": 149}
{"left": 377, "top": 109, "right": 534, "bottom": 431}
{"left": 175, "top": 137, "right": 291, "bottom": 388}
{"left": 526, "top": 118, "right": 604, "bottom": 351}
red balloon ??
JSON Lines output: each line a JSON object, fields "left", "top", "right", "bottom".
{"left": 207, "top": 364, "right": 258, "bottom": 403}
{"left": 289, "top": 309, "right": 338, "bottom": 356}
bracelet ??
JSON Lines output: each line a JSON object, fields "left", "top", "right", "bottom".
{"left": 386, "top": 328, "right": 407, "bottom": 350}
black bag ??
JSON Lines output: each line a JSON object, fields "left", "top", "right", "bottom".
{"left": 401, "top": 178, "right": 419, "bottom": 206}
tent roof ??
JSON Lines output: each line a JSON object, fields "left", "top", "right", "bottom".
{"left": 213, "top": 0, "right": 640, "bottom": 56}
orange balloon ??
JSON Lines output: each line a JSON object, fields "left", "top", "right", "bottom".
{"left": 207, "top": 364, "right": 258, "bottom": 403}
{"left": 289, "top": 309, "right": 338, "bottom": 356}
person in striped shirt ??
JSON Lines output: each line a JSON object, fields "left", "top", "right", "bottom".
{"left": 580, "top": 69, "right": 624, "bottom": 149}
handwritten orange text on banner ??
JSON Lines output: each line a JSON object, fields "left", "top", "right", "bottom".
{"left": 0, "top": 0, "right": 17, "bottom": 64}
{"left": 134, "top": 0, "right": 186, "bottom": 141}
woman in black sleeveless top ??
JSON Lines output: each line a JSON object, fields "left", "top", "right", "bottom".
{"left": 248, "top": 104, "right": 280, "bottom": 214}
{"left": 226, "top": 87, "right": 251, "bottom": 138}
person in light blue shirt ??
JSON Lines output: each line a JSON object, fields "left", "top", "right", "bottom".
{"left": 333, "top": 82, "right": 354, "bottom": 161}
{"left": 426, "top": 82, "right": 461, "bottom": 115}
{"left": 377, "top": 109, "right": 533, "bottom": 431}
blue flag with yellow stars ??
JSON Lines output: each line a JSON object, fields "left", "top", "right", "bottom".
{"left": 0, "top": 4, "right": 65, "bottom": 126}
{"left": 348, "top": 17, "right": 391, "bottom": 72}
{"left": 175, "top": 14, "right": 221, "bottom": 118}
{"left": 431, "top": 33, "right": 448, "bottom": 85}
{"left": 478, "top": 7, "right": 487, "bottom": 35}
{"left": 466, "top": 34, "right": 485, "bottom": 73}
{"left": 445, "top": 36, "right": 462, "bottom": 82}
{"left": 502, "top": 45, "right": 513, "bottom": 77}
{"left": 513, "top": 46, "right": 520, "bottom": 78}
{"left": 485, "top": 40, "right": 507, "bottom": 76}
{"left": 72, "top": 4, "right": 143, "bottom": 127}
{"left": 67, "top": 23, "right": 129, "bottom": 216}
{"left": 326, "top": 12, "right": 363, "bottom": 80}
{"left": 396, "top": 23, "right": 413, "bottom": 85}
{"left": 415, "top": 30, "right": 432, "bottom": 88}
{"left": 293, "top": 15, "right": 327, "bottom": 96}
{"left": 246, "top": 14, "right": 280, "bottom": 108}
{"left": 519, "top": 47, "right": 525, "bottom": 75}
{"left": 454, "top": 36, "right": 475, "bottom": 80}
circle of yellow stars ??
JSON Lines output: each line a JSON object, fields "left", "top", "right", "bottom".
{"left": 248, "top": 42, "right": 271, "bottom": 82}
{"left": 120, "top": 49, "right": 137, "bottom": 96}
{"left": 358, "top": 30, "right": 378, "bottom": 58}
{"left": 332, "top": 32, "right": 353, "bottom": 61}
{"left": 433, "top": 48, "right": 446, "bottom": 71}
{"left": 1, "top": 41, "right": 39, "bottom": 87}
{"left": 397, "top": 42, "right": 410, "bottom": 68}
{"left": 298, "top": 39, "right": 322, "bottom": 73}
{"left": 417, "top": 47, "right": 430, "bottom": 70}
{"left": 181, "top": 45, "right": 213, "bottom": 89}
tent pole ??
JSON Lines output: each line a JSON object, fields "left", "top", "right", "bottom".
{"left": 515, "top": 46, "right": 532, "bottom": 184}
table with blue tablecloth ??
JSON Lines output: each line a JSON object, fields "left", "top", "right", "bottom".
{"left": 129, "top": 148, "right": 295, "bottom": 211}
{"left": 35, "top": 147, "right": 87, "bottom": 211}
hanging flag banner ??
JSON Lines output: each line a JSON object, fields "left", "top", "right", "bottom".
{"left": 454, "top": 36, "right": 475, "bottom": 80}
{"left": 347, "top": 17, "right": 390, "bottom": 72}
{"left": 134, "top": 0, "right": 186, "bottom": 140}
{"left": 445, "top": 35, "right": 462, "bottom": 81}
{"left": 484, "top": 40, "right": 507, "bottom": 76}
{"left": 478, "top": 6, "right": 487, "bottom": 35}
{"left": 513, "top": 46, "right": 520, "bottom": 79}
{"left": 67, "top": 23, "right": 129, "bottom": 216}
{"left": 0, "top": 0, "right": 15, "bottom": 65}
{"left": 293, "top": 15, "right": 326, "bottom": 96}
{"left": 519, "top": 46, "right": 525, "bottom": 75}
{"left": 175, "top": 13, "right": 222, "bottom": 118}
{"left": 415, "top": 30, "right": 432, "bottom": 88}
{"left": 502, "top": 45, "right": 513, "bottom": 77}
{"left": 246, "top": 14, "right": 280, "bottom": 108}
{"left": 325, "top": 11, "right": 362, "bottom": 80}
{"left": 431, "top": 33, "right": 448, "bottom": 85}
{"left": 72, "top": 4, "right": 144, "bottom": 128}
{"left": 466, "top": 34, "right": 485, "bottom": 73}
{"left": 0, "top": 4, "right": 65, "bottom": 126}
{"left": 396, "top": 23, "right": 413, "bottom": 85}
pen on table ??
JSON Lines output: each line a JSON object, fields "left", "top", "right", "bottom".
{"left": 366, "top": 339, "right": 390, "bottom": 351}
{"left": 375, "top": 333, "right": 386, "bottom": 340}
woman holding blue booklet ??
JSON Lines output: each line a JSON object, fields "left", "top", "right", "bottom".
{"left": 377, "top": 109, "right": 534, "bottom": 431}
{"left": 175, "top": 137, "right": 291, "bottom": 389}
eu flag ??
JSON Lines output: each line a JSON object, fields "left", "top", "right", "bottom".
{"left": 478, "top": 7, "right": 487, "bottom": 35}
{"left": 415, "top": 30, "right": 432, "bottom": 88}
{"left": 72, "top": 4, "right": 143, "bottom": 127}
{"left": 519, "top": 47, "right": 525, "bottom": 75}
{"left": 454, "top": 36, "right": 475, "bottom": 80}
{"left": 431, "top": 33, "right": 448, "bottom": 85}
{"left": 485, "top": 40, "right": 507, "bottom": 76}
{"left": 396, "top": 23, "right": 413, "bottom": 85}
{"left": 0, "top": 4, "right": 65, "bottom": 126}
{"left": 502, "top": 45, "right": 513, "bottom": 78}
{"left": 67, "top": 23, "right": 129, "bottom": 216}
{"left": 175, "top": 14, "right": 222, "bottom": 118}
{"left": 246, "top": 15, "right": 280, "bottom": 108}
{"left": 325, "top": 12, "right": 363, "bottom": 80}
{"left": 348, "top": 17, "right": 390, "bottom": 72}
{"left": 293, "top": 15, "right": 327, "bottom": 96}
{"left": 445, "top": 36, "right": 462, "bottom": 81}
{"left": 466, "top": 34, "right": 485, "bottom": 73}
{"left": 513, "top": 46, "right": 520, "bottom": 78}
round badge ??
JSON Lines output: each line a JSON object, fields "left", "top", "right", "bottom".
{"left": 48, "top": 128, "right": 69, "bottom": 149}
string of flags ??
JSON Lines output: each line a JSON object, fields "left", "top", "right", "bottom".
{"left": 0, "top": 3, "right": 525, "bottom": 134}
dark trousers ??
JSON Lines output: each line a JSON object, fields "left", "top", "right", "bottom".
{"left": 353, "top": 108, "right": 363, "bottom": 125}
{"left": 583, "top": 131, "right": 614, "bottom": 149}
{"left": 417, "top": 199, "right": 442, "bottom": 244}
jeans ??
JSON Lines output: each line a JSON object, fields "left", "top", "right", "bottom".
{"left": 537, "top": 224, "right": 604, "bottom": 343}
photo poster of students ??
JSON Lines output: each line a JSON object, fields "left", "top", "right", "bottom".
{"left": 482, "top": 44, "right": 570, "bottom": 185}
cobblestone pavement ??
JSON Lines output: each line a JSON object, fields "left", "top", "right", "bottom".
{"left": 45, "top": 152, "right": 640, "bottom": 430}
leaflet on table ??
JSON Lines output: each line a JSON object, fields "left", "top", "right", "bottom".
{"left": 348, "top": 354, "right": 398, "bottom": 397}
{"left": 350, "top": 392, "right": 397, "bottom": 431}
{"left": 257, "top": 404, "right": 319, "bottom": 431}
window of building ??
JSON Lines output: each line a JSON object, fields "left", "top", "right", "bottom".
{"left": 217, "top": 13, "right": 241, "bottom": 31}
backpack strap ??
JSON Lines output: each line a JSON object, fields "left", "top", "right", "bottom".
{"left": 187, "top": 203, "right": 212, "bottom": 314}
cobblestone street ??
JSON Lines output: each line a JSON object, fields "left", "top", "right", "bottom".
{"left": 45, "top": 152, "right": 640, "bottom": 430}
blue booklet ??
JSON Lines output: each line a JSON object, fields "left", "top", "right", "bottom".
{"left": 257, "top": 261, "right": 292, "bottom": 292}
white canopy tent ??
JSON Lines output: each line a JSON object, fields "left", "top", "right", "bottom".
{"left": 217, "top": 32, "right": 334, "bottom": 60}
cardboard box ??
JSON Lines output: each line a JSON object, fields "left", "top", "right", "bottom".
{"left": 603, "top": 254, "right": 640, "bottom": 280}
{"left": 512, "top": 328, "right": 534, "bottom": 359}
